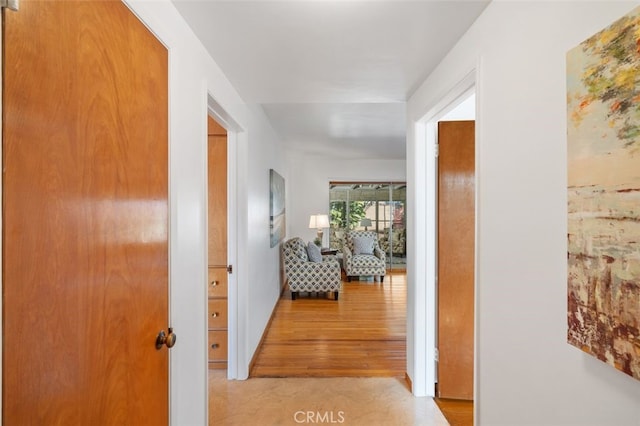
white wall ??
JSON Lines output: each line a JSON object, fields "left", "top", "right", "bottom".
{"left": 244, "top": 104, "right": 289, "bottom": 362}
{"left": 408, "top": 1, "right": 640, "bottom": 425}
{"left": 126, "top": 1, "right": 286, "bottom": 424}
{"left": 287, "top": 153, "right": 406, "bottom": 247}
{"left": 440, "top": 93, "right": 475, "bottom": 122}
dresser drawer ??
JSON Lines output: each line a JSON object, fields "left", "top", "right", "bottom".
{"left": 208, "top": 330, "right": 228, "bottom": 361}
{"left": 208, "top": 299, "right": 228, "bottom": 329}
{"left": 208, "top": 267, "right": 228, "bottom": 298}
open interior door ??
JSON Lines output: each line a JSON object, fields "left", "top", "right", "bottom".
{"left": 437, "top": 120, "right": 475, "bottom": 400}
{"left": 3, "top": 1, "right": 170, "bottom": 423}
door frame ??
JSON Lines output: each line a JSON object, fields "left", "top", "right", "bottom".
{"left": 206, "top": 94, "right": 242, "bottom": 380}
{"left": 411, "top": 69, "right": 478, "bottom": 399}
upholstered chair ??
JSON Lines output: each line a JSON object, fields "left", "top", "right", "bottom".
{"left": 343, "top": 230, "right": 386, "bottom": 282}
{"left": 379, "top": 228, "right": 406, "bottom": 256}
{"left": 329, "top": 227, "right": 347, "bottom": 251}
{"left": 282, "top": 237, "right": 342, "bottom": 300}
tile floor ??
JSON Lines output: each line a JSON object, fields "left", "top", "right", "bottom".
{"left": 209, "top": 370, "right": 449, "bottom": 426}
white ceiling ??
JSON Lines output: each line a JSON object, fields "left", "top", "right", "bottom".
{"left": 172, "top": 0, "right": 489, "bottom": 159}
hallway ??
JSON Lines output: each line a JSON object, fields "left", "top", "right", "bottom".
{"left": 210, "top": 273, "right": 471, "bottom": 425}
{"left": 251, "top": 273, "right": 407, "bottom": 377}
{"left": 209, "top": 371, "right": 448, "bottom": 425}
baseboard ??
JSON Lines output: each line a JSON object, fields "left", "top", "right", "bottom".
{"left": 405, "top": 372, "right": 412, "bottom": 392}
{"left": 248, "top": 294, "right": 283, "bottom": 376}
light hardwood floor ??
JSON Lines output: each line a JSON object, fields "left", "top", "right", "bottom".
{"left": 250, "top": 273, "right": 407, "bottom": 377}
{"left": 435, "top": 398, "right": 474, "bottom": 426}
{"left": 213, "top": 271, "right": 473, "bottom": 425}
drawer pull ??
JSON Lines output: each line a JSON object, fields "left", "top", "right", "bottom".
{"left": 210, "top": 280, "right": 218, "bottom": 287}
{"left": 211, "top": 312, "right": 219, "bottom": 317}
{"left": 211, "top": 343, "right": 220, "bottom": 349}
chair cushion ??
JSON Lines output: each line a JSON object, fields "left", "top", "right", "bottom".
{"left": 288, "top": 238, "right": 309, "bottom": 261}
{"left": 353, "top": 235, "right": 374, "bottom": 255}
{"left": 306, "top": 242, "right": 323, "bottom": 262}
{"left": 352, "top": 254, "right": 383, "bottom": 267}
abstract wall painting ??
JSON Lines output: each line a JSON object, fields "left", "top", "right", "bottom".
{"left": 567, "top": 6, "right": 640, "bottom": 380}
{"left": 269, "top": 169, "right": 286, "bottom": 248}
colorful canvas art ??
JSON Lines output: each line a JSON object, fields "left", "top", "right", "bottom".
{"left": 567, "top": 6, "right": 640, "bottom": 380}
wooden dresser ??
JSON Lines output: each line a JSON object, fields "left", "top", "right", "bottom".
{"left": 208, "top": 267, "right": 228, "bottom": 368}
{"left": 208, "top": 116, "right": 228, "bottom": 369}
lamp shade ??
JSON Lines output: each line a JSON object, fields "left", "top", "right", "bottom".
{"left": 309, "top": 214, "right": 329, "bottom": 229}
{"left": 315, "top": 214, "right": 330, "bottom": 228}
{"left": 360, "top": 218, "right": 372, "bottom": 227}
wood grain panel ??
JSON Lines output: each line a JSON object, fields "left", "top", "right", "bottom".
{"left": 208, "top": 299, "right": 228, "bottom": 329}
{"left": 207, "top": 125, "right": 227, "bottom": 267}
{"left": 437, "top": 121, "right": 475, "bottom": 400}
{"left": 209, "top": 331, "right": 229, "bottom": 362}
{"left": 208, "top": 267, "right": 229, "bottom": 298}
{"left": 3, "top": 1, "right": 168, "bottom": 423}
{"left": 435, "top": 398, "right": 474, "bottom": 426}
{"left": 208, "top": 362, "right": 228, "bottom": 371}
{"left": 208, "top": 115, "right": 226, "bottom": 136}
{"left": 207, "top": 117, "right": 228, "bottom": 367}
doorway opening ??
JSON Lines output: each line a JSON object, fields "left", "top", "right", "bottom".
{"left": 411, "top": 70, "right": 477, "bottom": 401}
{"left": 434, "top": 90, "right": 476, "bottom": 394}
{"left": 206, "top": 95, "right": 242, "bottom": 380}
{"left": 206, "top": 116, "right": 229, "bottom": 373}
{"left": 434, "top": 104, "right": 475, "bottom": 425}
{"left": 430, "top": 89, "right": 476, "bottom": 395}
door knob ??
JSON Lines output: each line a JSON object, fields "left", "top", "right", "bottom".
{"left": 155, "top": 327, "right": 177, "bottom": 350}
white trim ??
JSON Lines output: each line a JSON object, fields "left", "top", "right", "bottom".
{"left": 411, "top": 67, "right": 478, "bottom": 398}
{"left": 208, "top": 95, "right": 241, "bottom": 133}
{"left": 234, "top": 131, "right": 250, "bottom": 380}
{"left": 472, "top": 61, "right": 482, "bottom": 424}
{"left": 225, "top": 130, "right": 239, "bottom": 380}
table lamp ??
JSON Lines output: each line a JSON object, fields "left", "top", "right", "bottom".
{"left": 309, "top": 214, "right": 330, "bottom": 244}
{"left": 360, "top": 218, "right": 372, "bottom": 231}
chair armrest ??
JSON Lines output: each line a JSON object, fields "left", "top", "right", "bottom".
{"left": 320, "top": 256, "right": 340, "bottom": 268}
{"left": 374, "top": 246, "right": 386, "bottom": 263}
{"left": 342, "top": 246, "right": 352, "bottom": 271}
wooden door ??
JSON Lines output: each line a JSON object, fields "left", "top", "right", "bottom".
{"left": 3, "top": 1, "right": 169, "bottom": 424}
{"left": 437, "top": 120, "right": 475, "bottom": 400}
{"left": 207, "top": 116, "right": 228, "bottom": 369}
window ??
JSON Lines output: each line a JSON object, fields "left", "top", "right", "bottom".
{"left": 329, "top": 182, "right": 406, "bottom": 269}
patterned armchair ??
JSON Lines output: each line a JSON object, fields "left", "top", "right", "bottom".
{"left": 379, "top": 228, "right": 406, "bottom": 256}
{"left": 343, "top": 230, "right": 386, "bottom": 282}
{"left": 282, "top": 237, "right": 342, "bottom": 300}
{"left": 329, "top": 227, "right": 347, "bottom": 251}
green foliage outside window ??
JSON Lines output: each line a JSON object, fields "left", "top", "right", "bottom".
{"left": 330, "top": 200, "right": 373, "bottom": 229}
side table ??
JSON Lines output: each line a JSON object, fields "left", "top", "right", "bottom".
{"left": 320, "top": 248, "right": 338, "bottom": 255}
